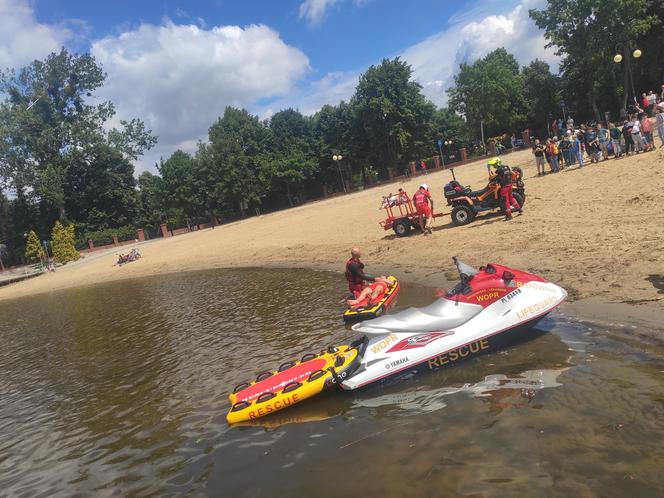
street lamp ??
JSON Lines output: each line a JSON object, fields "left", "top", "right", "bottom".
{"left": 614, "top": 43, "right": 642, "bottom": 108}
{"left": 440, "top": 140, "right": 453, "bottom": 167}
{"left": 332, "top": 154, "right": 346, "bottom": 193}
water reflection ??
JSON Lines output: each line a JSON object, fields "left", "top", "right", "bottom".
{"left": 0, "top": 268, "right": 663, "bottom": 497}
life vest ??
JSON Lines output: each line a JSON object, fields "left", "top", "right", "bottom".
{"left": 413, "top": 189, "right": 428, "bottom": 206}
{"left": 345, "top": 258, "right": 364, "bottom": 285}
{"left": 496, "top": 166, "right": 512, "bottom": 186}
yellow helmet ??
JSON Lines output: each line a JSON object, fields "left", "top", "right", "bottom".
{"left": 487, "top": 157, "right": 502, "bottom": 167}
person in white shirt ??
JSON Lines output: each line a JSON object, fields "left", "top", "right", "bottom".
{"left": 631, "top": 117, "right": 643, "bottom": 152}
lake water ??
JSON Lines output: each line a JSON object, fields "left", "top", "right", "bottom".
{"left": 1, "top": 268, "right": 663, "bottom": 497}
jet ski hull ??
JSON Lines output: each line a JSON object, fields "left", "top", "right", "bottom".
{"left": 341, "top": 312, "right": 552, "bottom": 390}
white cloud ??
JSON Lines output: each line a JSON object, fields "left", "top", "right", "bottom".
{"left": 298, "top": 0, "right": 370, "bottom": 26}
{"left": 298, "top": 0, "right": 341, "bottom": 26}
{"left": 91, "top": 21, "right": 310, "bottom": 171}
{"left": 280, "top": 0, "right": 558, "bottom": 120}
{"left": 0, "top": 0, "right": 72, "bottom": 71}
{"left": 3, "top": 0, "right": 557, "bottom": 173}
{"left": 257, "top": 70, "right": 359, "bottom": 119}
{"left": 403, "top": 0, "right": 558, "bottom": 107}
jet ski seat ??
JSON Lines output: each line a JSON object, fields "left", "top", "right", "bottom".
{"left": 352, "top": 299, "right": 483, "bottom": 334}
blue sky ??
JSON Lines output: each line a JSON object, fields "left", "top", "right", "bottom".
{"left": 2, "top": 0, "right": 558, "bottom": 171}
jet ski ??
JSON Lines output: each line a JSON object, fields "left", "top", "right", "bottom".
{"left": 342, "top": 276, "right": 400, "bottom": 322}
{"left": 340, "top": 258, "right": 567, "bottom": 390}
{"left": 225, "top": 260, "right": 566, "bottom": 424}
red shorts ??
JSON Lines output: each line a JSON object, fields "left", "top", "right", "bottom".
{"left": 416, "top": 204, "right": 431, "bottom": 217}
{"left": 349, "top": 282, "right": 364, "bottom": 298}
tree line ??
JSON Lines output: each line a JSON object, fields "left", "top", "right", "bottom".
{"left": 1, "top": 0, "right": 662, "bottom": 266}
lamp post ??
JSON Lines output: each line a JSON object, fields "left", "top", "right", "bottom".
{"left": 440, "top": 140, "right": 453, "bottom": 167}
{"left": 444, "top": 139, "right": 452, "bottom": 150}
{"left": 332, "top": 154, "right": 346, "bottom": 193}
{"left": 614, "top": 43, "right": 642, "bottom": 108}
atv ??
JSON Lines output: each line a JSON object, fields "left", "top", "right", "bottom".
{"left": 443, "top": 166, "right": 525, "bottom": 226}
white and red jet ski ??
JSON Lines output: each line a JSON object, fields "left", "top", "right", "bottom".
{"left": 340, "top": 258, "right": 567, "bottom": 390}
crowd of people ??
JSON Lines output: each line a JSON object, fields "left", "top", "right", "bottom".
{"left": 533, "top": 91, "right": 664, "bottom": 175}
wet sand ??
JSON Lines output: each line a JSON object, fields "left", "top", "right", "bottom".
{"left": 1, "top": 144, "right": 663, "bottom": 333}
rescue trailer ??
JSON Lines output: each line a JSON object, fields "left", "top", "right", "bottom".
{"left": 379, "top": 191, "right": 448, "bottom": 237}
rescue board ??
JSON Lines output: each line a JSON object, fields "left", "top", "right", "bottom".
{"left": 342, "top": 276, "right": 400, "bottom": 322}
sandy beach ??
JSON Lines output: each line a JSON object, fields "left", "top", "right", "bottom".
{"left": 2, "top": 145, "right": 663, "bottom": 331}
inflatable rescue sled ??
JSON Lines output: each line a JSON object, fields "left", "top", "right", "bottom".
{"left": 227, "top": 345, "right": 359, "bottom": 424}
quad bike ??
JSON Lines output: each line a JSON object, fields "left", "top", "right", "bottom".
{"left": 444, "top": 166, "right": 525, "bottom": 226}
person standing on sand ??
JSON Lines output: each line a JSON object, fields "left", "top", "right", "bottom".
{"left": 345, "top": 247, "right": 381, "bottom": 298}
{"left": 641, "top": 114, "right": 653, "bottom": 151}
{"left": 585, "top": 126, "right": 600, "bottom": 163}
{"left": 549, "top": 137, "right": 560, "bottom": 172}
{"left": 656, "top": 106, "right": 664, "bottom": 148}
{"left": 413, "top": 184, "right": 434, "bottom": 235}
{"left": 622, "top": 120, "right": 634, "bottom": 156}
{"left": 496, "top": 165, "right": 521, "bottom": 221}
{"left": 572, "top": 132, "right": 584, "bottom": 167}
{"left": 609, "top": 123, "right": 622, "bottom": 158}
{"left": 597, "top": 123, "right": 610, "bottom": 161}
{"left": 631, "top": 116, "right": 644, "bottom": 153}
{"left": 532, "top": 139, "right": 546, "bottom": 176}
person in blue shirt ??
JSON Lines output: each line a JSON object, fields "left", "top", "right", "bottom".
{"left": 572, "top": 133, "right": 584, "bottom": 167}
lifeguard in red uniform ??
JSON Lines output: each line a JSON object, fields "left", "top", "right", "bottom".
{"left": 345, "top": 247, "right": 381, "bottom": 297}
{"left": 412, "top": 184, "right": 434, "bottom": 234}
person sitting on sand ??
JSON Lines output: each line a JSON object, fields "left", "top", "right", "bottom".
{"left": 347, "top": 276, "right": 393, "bottom": 309}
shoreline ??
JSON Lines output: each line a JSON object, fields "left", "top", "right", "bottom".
{"left": 4, "top": 256, "right": 663, "bottom": 341}
{"left": 1, "top": 146, "right": 662, "bottom": 337}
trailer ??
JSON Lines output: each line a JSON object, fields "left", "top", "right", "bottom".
{"left": 379, "top": 191, "right": 449, "bottom": 237}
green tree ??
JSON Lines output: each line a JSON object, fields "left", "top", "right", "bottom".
{"left": 0, "top": 48, "right": 156, "bottom": 225}
{"left": 264, "top": 109, "right": 318, "bottom": 206}
{"left": 522, "top": 59, "right": 561, "bottom": 137}
{"left": 136, "top": 170, "right": 166, "bottom": 231}
{"left": 433, "top": 107, "right": 471, "bottom": 148}
{"left": 50, "top": 221, "right": 79, "bottom": 264}
{"left": 208, "top": 107, "right": 269, "bottom": 216}
{"left": 312, "top": 102, "right": 360, "bottom": 191}
{"left": 351, "top": 57, "right": 435, "bottom": 177}
{"left": 158, "top": 150, "right": 205, "bottom": 224}
{"left": 448, "top": 48, "right": 528, "bottom": 139}
{"left": 529, "top": 0, "right": 659, "bottom": 119}
{"left": 24, "top": 230, "right": 45, "bottom": 262}
{"left": 64, "top": 144, "right": 138, "bottom": 231}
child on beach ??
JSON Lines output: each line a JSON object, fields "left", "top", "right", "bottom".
{"left": 549, "top": 138, "right": 560, "bottom": 172}
{"left": 572, "top": 133, "right": 584, "bottom": 167}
